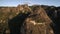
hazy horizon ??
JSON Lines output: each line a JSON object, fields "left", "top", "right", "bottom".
{"left": 0, "top": 0, "right": 60, "bottom": 7}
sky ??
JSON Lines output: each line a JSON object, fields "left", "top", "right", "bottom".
{"left": 0, "top": 0, "right": 60, "bottom": 7}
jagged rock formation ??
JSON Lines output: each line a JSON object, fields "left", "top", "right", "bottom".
{"left": 0, "top": 4, "right": 60, "bottom": 34}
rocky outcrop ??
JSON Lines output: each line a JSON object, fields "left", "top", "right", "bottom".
{"left": 0, "top": 4, "right": 60, "bottom": 34}
{"left": 23, "top": 6, "right": 54, "bottom": 34}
